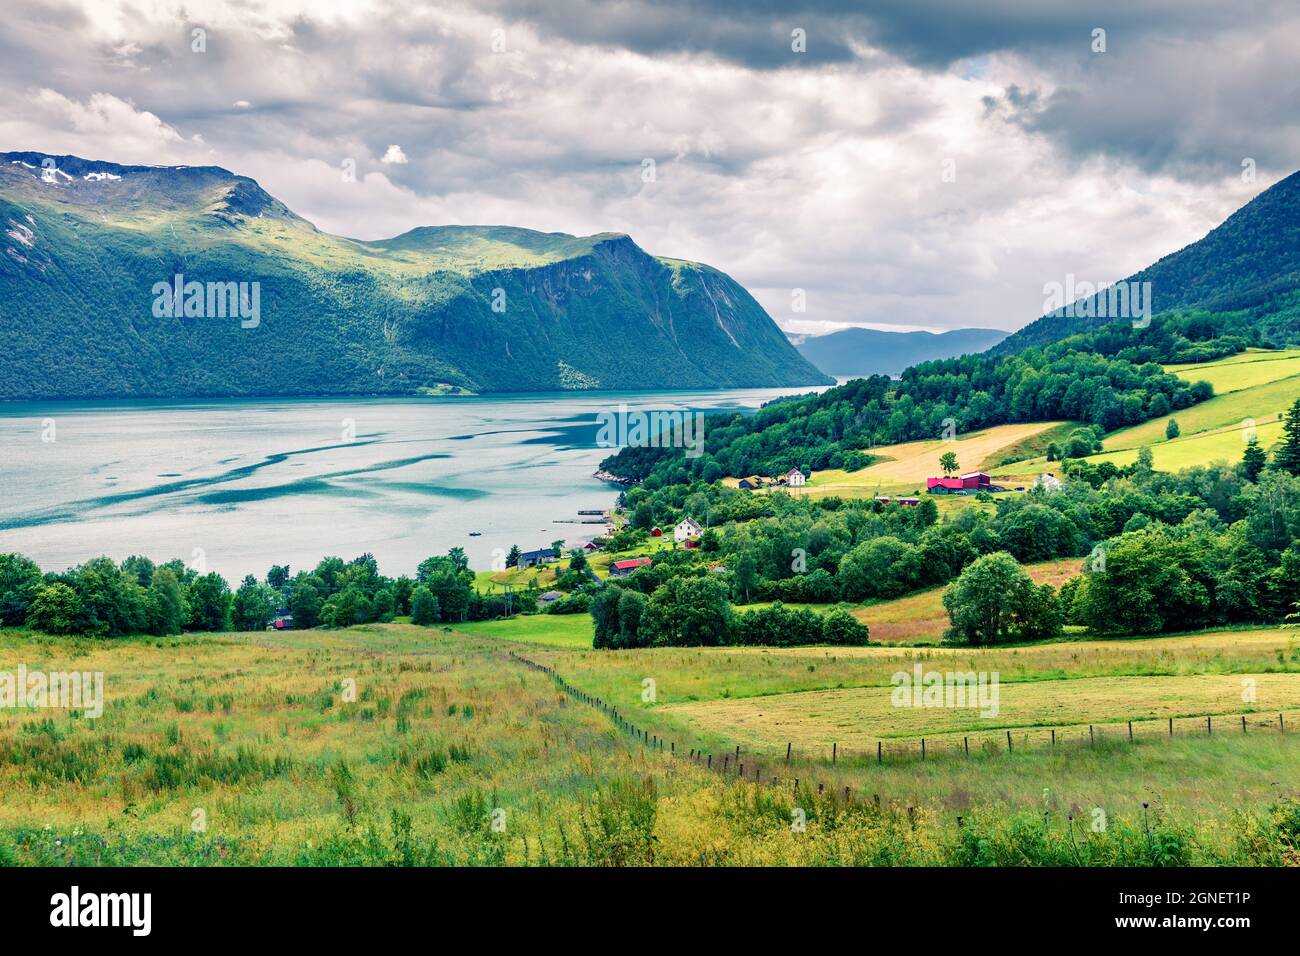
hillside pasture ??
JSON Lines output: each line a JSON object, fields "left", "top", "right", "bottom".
{"left": 1165, "top": 348, "right": 1300, "bottom": 394}
{"left": 775, "top": 421, "right": 1066, "bottom": 499}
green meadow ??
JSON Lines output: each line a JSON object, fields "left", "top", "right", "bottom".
{"left": 3, "top": 622, "right": 1300, "bottom": 866}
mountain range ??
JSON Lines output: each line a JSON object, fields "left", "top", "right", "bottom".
{"left": 793, "top": 327, "right": 1008, "bottom": 378}
{"left": 995, "top": 169, "right": 1300, "bottom": 354}
{"left": 0, "top": 152, "right": 832, "bottom": 399}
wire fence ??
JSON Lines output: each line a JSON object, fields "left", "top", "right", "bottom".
{"left": 509, "top": 651, "right": 1300, "bottom": 797}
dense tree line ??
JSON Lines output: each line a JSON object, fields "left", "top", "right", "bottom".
{"left": 600, "top": 312, "right": 1229, "bottom": 485}
{"left": 0, "top": 547, "right": 508, "bottom": 638}
{"left": 591, "top": 575, "right": 870, "bottom": 649}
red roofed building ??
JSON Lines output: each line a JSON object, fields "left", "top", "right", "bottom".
{"left": 927, "top": 476, "right": 966, "bottom": 492}
{"left": 959, "top": 471, "right": 991, "bottom": 488}
{"left": 610, "top": 557, "right": 653, "bottom": 577}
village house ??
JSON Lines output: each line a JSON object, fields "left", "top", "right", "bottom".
{"left": 609, "top": 557, "right": 653, "bottom": 577}
{"left": 674, "top": 516, "right": 703, "bottom": 543}
{"left": 1036, "top": 472, "right": 1063, "bottom": 491}
{"left": 516, "top": 547, "right": 557, "bottom": 570}
{"left": 784, "top": 467, "right": 807, "bottom": 487}
{"left": 737, "top": 476, "right": 764, "bottom": 490}
{"left": 535, "top": 590, "right": 565, "bottom": 607}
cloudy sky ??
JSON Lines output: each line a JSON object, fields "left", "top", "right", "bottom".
{"left": 2, "top": 0, "right": 1297, "bottom": 336}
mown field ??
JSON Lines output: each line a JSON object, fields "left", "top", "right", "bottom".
{"left": 993, "top": 350, "right": 1300, "bottom": 478}
{"left": 732, "top": 421, "right": 1066, "bottom": 501}
{"left": 3, "top": 622, "right": 1300, "bottom": 865}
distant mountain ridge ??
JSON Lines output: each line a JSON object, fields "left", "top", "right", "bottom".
{"left": 0, "top": 152, "right": 832, "bottom": 399}
{"left": 995, "top": 170, "right": 1300, "bottom": 354}
{"left": 794, "top": 326, "right": 1008, "bottom": 377}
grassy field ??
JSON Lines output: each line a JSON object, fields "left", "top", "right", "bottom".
{"left": 664, "top": 673, "right": 1300, "bottom": 750}
{"left": 1165, "top": 348, "right": 1300, "bottom": 394}
{"left": 989, "top": 351, "right": 1299, "bottom": 477}
{"left": 533, "top": 627, "right": 1300, "bottom": 755}
{"left": 731, "top": 422, "right": 1066, "bottom": 500}
{"left": 3, "top": 623, "right": 1300, "bottom": 865}
{"left": 1079, "top": 418, "right": 1285, "bottom": 471}
{"left": 453, "top": 614, "right": 594, "bottom": 649}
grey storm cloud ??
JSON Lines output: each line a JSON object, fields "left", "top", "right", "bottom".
{"left": 0, "top": 0, "right": 1297, "bottom": 335}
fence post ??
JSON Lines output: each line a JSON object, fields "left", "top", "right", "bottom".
{"left": 1207, "top": 716, "right": 1212, "bottom": 736}
{"left": 785, "top": 742, "right": 792, "bottom": 763}
{"left": 1169, "top": 717, "right": 1173, "bottom": 737}
{"left": 1128, "top": 720, "right": 1133, "bottom": 741}
{"left": 707, "top": 754, "right": 712, "bottom": 769}
{"left": 964, "top": 736, "right": 969, "bottom": 756}
{"left": 1282, "top": 713, "right": 1285, "bottom": 733}
{"left": 877, "top": 741, "right": 882, "bottom": 764}
{"left": 1006, "top": 730, "right": 1012, "bottom": 754}
{"left": 1051, "top": 729, "right": 1056, "bottom": 747}
{"left": 921, "top": 738, "right": 926, "bottom": 761}
{"left": 1243, "top": 715, "right": 1247, "bottom": 733}
{"left": 1089, "top": 725, "right": 1094, "bottom": 746}
{"left": 832, "top": 742, "right": 837, "bottom": 764}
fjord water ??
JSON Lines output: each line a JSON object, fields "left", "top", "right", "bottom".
{"left": 0, "top": 388, "right": 817, "bottom": 579}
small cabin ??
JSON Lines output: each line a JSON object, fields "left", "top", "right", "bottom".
{"left": 610, "top": 557, "right": 653, "bottom": 577}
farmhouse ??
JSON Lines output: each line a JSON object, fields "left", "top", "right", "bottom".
{"left": 674, "top": 516, "right": 703, "bottom": 542}
{"left": 1036, "top": 472, "right": 1063, "bottom": 491}
{"left": 927, "top": 471, "right": 1002, "bottom": 495}
{"left": 610, "top": 557, "right": 653, "bottom": 577}
{"left": 784, "top": 467, "right": 807, "bottom": 487}
{"left": 516, "top": 547, "right": 557, "bottom": 570}
{"left": 536, "top": 590, "right": 564, "bottom": 607}
{"left": 737, "top": 476, "right": 765, "bottom": 490}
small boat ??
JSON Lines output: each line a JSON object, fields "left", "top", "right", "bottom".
{"left": 467, "top": 531, "right": 482, "bottom": 537}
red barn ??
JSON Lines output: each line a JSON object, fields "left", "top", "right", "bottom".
{"left": 610, "top": 557, "right": 653, "bottom": 577}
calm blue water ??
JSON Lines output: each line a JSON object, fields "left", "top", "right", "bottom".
{"left": 0, "top": 388, "right": 820, "bottom": 578}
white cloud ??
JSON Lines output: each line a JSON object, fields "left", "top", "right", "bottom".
{"left": 0, "top": 0, "right": 1293, "bottom": 334}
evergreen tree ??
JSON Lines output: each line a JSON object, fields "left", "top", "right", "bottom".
{"left": 1241, "top": 436, "right": 1268, "bottom": 482}
{"left": 1166, "top": 418, "right": 1181, "bottom": 440}
{"left": 1275, "top": 399, "right": 1300, "bottom": 475}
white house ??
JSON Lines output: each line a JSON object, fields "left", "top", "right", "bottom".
{"left": 674, "top": 516, "right": 703, "bottom": 542}
{"left": 1035, "top": 472, "right": 1063, "bottom": 492}
{"left": 785, "top": 467, "right": 806, "bottom": 487}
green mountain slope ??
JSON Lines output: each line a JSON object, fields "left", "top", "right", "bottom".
{"left": 994, "top": 170, "right": 1300, "bottom": 354}
{"left": 0, "top": 152, "right": 832, "bottom": 399}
